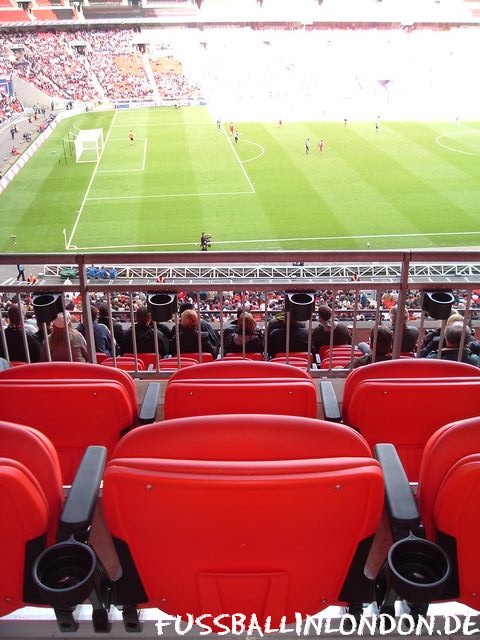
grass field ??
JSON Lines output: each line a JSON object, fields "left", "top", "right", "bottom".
{"left": 1, "top": 106, "right": 480, "bottom": 254}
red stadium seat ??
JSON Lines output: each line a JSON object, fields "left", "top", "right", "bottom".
{"left": 102, "top": 356, "right": 145, "bottom": 371}
{"left": 103, "top": 414, "right": 384, "bottom": 628}
{"left": 321, "top": 359, "right": 480, "bottom": 481}
{"left": 376, "top": 416, "right": 480, "bottom": 614}
{"left": 123, "top": 353, "right": 199, "bottom": 368}
{"left": 223, "top": 352, "right": 265, "bottom": 361}
{"left": 0, "top": 422, "right": 105, "bottom": 623}
{"left": 0, "top": 363, "right": 141, "bottom": 483}
{"left": 319, "top": 345, "right": 361, "bottom": 362}
{"left": 164, "top": 360, "right": 317, "bottom": 419}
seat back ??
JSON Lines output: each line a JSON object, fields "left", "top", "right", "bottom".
{"left": 103, "top": 414, "right": 383, "bottom": 623}
{"left": 0, "top": 372, "right": 136, "bottom": 483}
{"left": 319, "top": 346, "right": 362, "bottom": 362}
{"left": 343, "top": 359, "right": 480, "bottom": 424}
{"left": 348, "top": 377, "right": 480, "bottom": 481}
{"left": 124, "top": 354, "right": 199, "bottom": 369}
{"left": 433, "top": 454, "right": 480, "bottom": 611}
{"left": 0, "top": 362, "right": 138, "bottom": 423}
{"left": 417, "top": 417, "right": 480, "bottom": 539}
{"left": 0, "top": 421, "right": 63, "bottom": 543}
{"left": 164, "top": 361, "right": 317, "bottom": 419}
{"left": 168, "top": 359, "right": 312, "bottom": 381}
{"left": 102, "top": 356, "right": 145, "bottom": 371}
{"left": 0, "top": 422, "right": 64, "bottom": 617}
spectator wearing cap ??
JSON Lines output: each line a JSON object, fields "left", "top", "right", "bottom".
{"left": 40, "top": 311, "right": 88, "bottom": 362}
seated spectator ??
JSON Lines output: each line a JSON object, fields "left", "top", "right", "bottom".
{"left": 120, "top": 305, "right": 168, "bottom": 356}
{"left": 268, "top": 314, "right": 311, "bottom": 359}
{"left": 171, "top": 301, "right": 219, "bottom": 348}
{"left": 77, "top": 305, "right": 114, "bottom": 356}
{"left": 169, "top": 309, "right": 218, "bottom": 358}
{"left": 426, "top": 324, "right": 479, "bottom": 365}
{"left": 312, "top": 305, "right": 351, "bottom": 351}
{"left": 86, "top": 265, "right": 98, "bottom": 279}
{"left": 224, "top": 312, "right": 264, "bottom": 355}
{"left": 98, "top": 303, "right": 123, "bottom": 349}
{"left": 0, "top": 304, "right": 41, "bottom": 363}
{"left": 27, "top": 273, "right": 38, "bottom": 284}
{"left": 389, "top": 305, "right": 419, "bottom": 353}
{"left": 352, "top": 326, "right": 393, "bottom": 368}
{"left": 420, "top": 312, "right": 469, "bottom": 358}
{"left": 40, "top": 311, "right": 88, "bottom": 363}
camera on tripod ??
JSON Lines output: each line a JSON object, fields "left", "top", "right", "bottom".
{"left": 200, "top": 232, "right": 212, "bottom": 251}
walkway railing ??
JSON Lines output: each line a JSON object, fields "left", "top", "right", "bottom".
{"left": 1, "top": 249, "right": 479, "bottom": 376}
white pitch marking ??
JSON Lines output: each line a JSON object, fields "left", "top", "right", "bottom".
{"left": 221, "top": 127, "right": 256, "bottom": 193}
{"left": 86, "top": 190, "right": 255, "bottom": 202}
{"left": 70, "top": 229, "right": 480, "bottom": 252}
{"left": 66, "top": 111, "right": 117, "bottom": 249}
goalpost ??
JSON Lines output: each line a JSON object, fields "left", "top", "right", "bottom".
{"left": 74, "top": 128, "right": 104, "bottom": 163}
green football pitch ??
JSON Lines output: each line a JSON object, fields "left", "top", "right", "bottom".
{"left": 1, "top": 106, "right": 480, "bottom": 254}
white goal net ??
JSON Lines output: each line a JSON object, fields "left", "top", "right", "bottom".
{"left": 74, "top": 128, "right": 104, "bottom": 163}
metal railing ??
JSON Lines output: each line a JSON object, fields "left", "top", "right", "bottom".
{"left": 1, "top": 249, "right": 480, "bottom": 376}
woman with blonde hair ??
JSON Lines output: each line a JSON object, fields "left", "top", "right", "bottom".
{"left": 41, "top": 311, "right": 88, "bottom": 362}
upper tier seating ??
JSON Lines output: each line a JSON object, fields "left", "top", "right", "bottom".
{"left": 0, "top": 9, "right": 29, "bottom": 21}
{"left": 376, "top": 416, "right": 480, "bottom": 614}
{"left": 164, "top": 359, "right": 317, "bottom": 419}
{"left": 0, "top": 421, "right": 105, "bottom": 620}
{"left": 321, "top": 359, "right": 480, "bottom": 481}
{"left": 0, "top": 362, "right": 158, "bottom": 483}
{"left": 103, "top": 413, "right": 384, "bottom": 627}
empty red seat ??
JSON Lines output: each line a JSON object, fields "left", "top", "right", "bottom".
{"left": 123, "top": 353, "right": 199, "bottom": 369}
{"left": 103, "top": 414, "right": 384, "bottom": 627}
{"left": 377, "top": 416, "right": 480, "bottom": 613}
{"left": 101, "top": 356, "right": 145, "bottom": 371}
{"left": 0, "top": 362, "right": 140, "bottom": 483}
{"left": 322, "top": 359, "right": 480, "bottom": 481}
{"left": 0, "top": 421, "right": 107, "bottom": 628}
{"left": 164, "top": 360, "right": 317, "bottom": 419}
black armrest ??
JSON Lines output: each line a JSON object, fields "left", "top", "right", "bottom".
{"left": 139, "top": 381, "right": 160, "bottom": 424}
{"left": 58, "top": 446, "right": 107, "bottom": 542}
{"left": 319, "top": 379, "right": 342, "bottom": 422}
{"left": 374, "top": 443, "right": 421, "bottom": 539}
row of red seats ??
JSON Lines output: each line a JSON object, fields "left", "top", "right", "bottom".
{"left": 2, "top": 358, "right": 480, "bottom": 484}
{"left": 97, "top": 351, "right": 316, "bottom": 371}
{"left": 1, "top": 412, "right": 480, "bottom": 630}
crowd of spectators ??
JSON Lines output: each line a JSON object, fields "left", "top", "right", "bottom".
{"left": 0, "top": 29, "right": 201, "bottom": 105}
{"left": 2, "top": 287, "right": 480, "bottom": 364}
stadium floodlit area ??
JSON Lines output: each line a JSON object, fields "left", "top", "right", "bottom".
{"left": 1, "top": 106, "right": 480, "bottom": 254}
